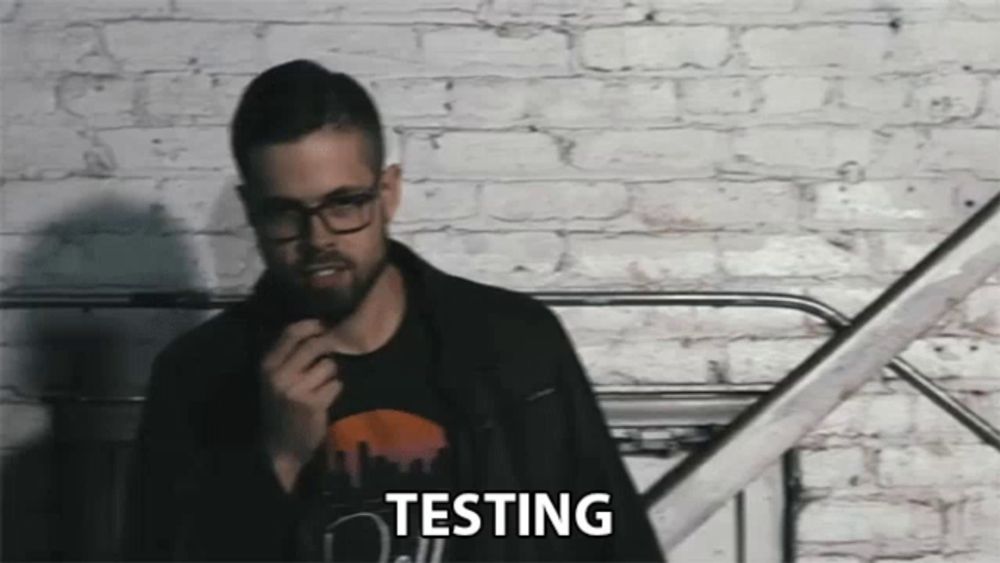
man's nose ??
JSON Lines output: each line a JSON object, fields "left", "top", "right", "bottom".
{"left": 305, "top": 213, "right": 337, "bottom": 247}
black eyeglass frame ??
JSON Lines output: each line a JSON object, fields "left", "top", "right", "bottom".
{"left": 244, "top": 181, "right": 382, "bottom": 243}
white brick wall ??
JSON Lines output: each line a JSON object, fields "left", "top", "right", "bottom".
{"left": 2, "top": 1, "right": 998, "bottom": 561}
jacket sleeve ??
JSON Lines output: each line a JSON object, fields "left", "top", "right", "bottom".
{"left": 547, "top": 313, "right": 665, "bottom": 563}
{"left": 122, "top": 349, "right": 300, "bottom": 561}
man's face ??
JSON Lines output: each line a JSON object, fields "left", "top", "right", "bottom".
{"left": 243, "top": 127, "right": 401, "bottom": 322}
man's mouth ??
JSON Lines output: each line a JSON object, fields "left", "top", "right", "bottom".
{"left": 302, "top": 262, "right": 352, "bottom": 286}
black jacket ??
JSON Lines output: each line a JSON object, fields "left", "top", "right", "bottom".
{"left": 124, "top": 239, "right": 663, "bottom": 562}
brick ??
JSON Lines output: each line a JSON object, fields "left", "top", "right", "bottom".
{"left": 144, "top": 72, "right": 249, "bottom": 123}
{"left": 407, "top": 231, "right": 563, "bottom": 289}
{"left": 679, "top": 77, "right": 754, "bottom": 114}
{"left": 393, "top": 181, "right": 479, "bottom": 224}
{"left": 555, "top": 304, "right": 808, "bottom": 347}
{"left": 371, "top": 79, "right": 449, "bottom": 121}
{"left": 798, "top": 498, "right": 940, "bottom": 542}
{"left": 0, "top": 233, "right": 206, "bottom": 290}
{"left": 0, "top": 179, "right": 159, "bottom": 234}
{"left": 1, "top": 23, "right": 116, "bottom": 76}
{"left": 726, "top": 338, "right": 826, "bottom": 383}
{"left": 649, "top": 0, "right": 796, "bottom": 11}
{"left": 878, "top": 444, "right": 1000, "bottom": 487}
{"left": 797, "top": 557, "right": 863, "bottom": 563}
{"left": 576, "top": 340, "right": 725, "bottom": 384}
{"left": 0, "top": 337, "right": 171, "bottom": 396}
{"left": 922, "top": 129, "right": 1000, "bottom": 179}
{"left": 533, "top": 78, "right": 679, "bottom": 126}
{"left": 482, "top": 182, "right": 628, "bottom": 221}
{"left": 58, "top": 74, "right": 136, "bottom": 127}
{"left": 105, "top": 22, "right": 264, "bottom": 73}
{"left": 17, "top": 0, "right": 170, "bottom": 20}
{"left": 1, "top": 76, "right": 62, "bottom": 125}
{"left": 800, "top": 446, "right": 868, "bottom": 489}
{"left": 449, "top": 78, "right": 679, "bottom": 127}
{"left": 742, "top": 26, "right": 891, "bottom": 69}
{"left": 265, "top": 24, "right": 420, "bottom": 77}
{"left": 901, "top": 337, "right": 1000, "bottom": 380}
{"left": 403, "top": 132, "right": 565, "bottom": 179}
{"left": 944, "top": 490, "right": 1000, "bottom": 554}
{"left": 448, "top": 79, "right": 531, "bottom": 124}
{"left": 632, "top": 181, "right": 799, "bottom": 230}
{"left": 0, "top": 307, "right": 174, "bottom": 349}
{"left": 175, "top": 0, "right": 477, "bottom": 23}
{"left": 799, "top": 0, "right": 948, "bottom": 11}
{"left": 97, "top": 127, "right": 230, "bottom": 174}
{"left": 894, "top": 23, "right": 1000, "bottom": 69}
{"left": 733, "top": 128, "right": 873, "bottom": 171}
{"left": 810, "top": 394, "right": 915, "bottom": 440}
{"left": 554, "top": 308, "right": 648, "bottom": 348}
{"left": 964, "top": 285, "right": 1000, "bottom": 335}
{"left": 422, "top": 27, "right": 569, "bottom": 75}
{"left": 807, "top": 179, "right": 957, "bottom": 228}
{"left": 720, "top": 233, "right": 870, "bottom": 278}
{"left": 197, "top": 233, "right": 262, "bottom": 289}
{"left": 911, "top": 75, "right": 982, "bottom": 122}
{"left": 579, "top": 26, "right": 730, "bottom": 71}
{"left": 867, "top": 128, "right": 930, "bottom": 178}
{"left": 759, "top": 76, "right": 828, "bottom": 115}
{"left": 1, "top": 125, "right": 95, "bottom": 178}
{"left": 982, "top": 77, "right": 1000, "bottom": 124}
{"left": 874, "top": 231, "right": 948, "bottom": 274}
{"left": 839, "top": 76, "right": 911, "bottom": 115}
{"left": 487, "top": 0, "right": 642, "bottom": 25}
{"left": 564, "top": 233, "right": 718, "bottom": 286}
{"left": 570, "top": 129, "right": 728, "bottom": 176}
{"left": 158, "top": 175, "right": 249, "bottom": 233}
{"left": 958, "top": 181, "right": 1000, "bottom": 220}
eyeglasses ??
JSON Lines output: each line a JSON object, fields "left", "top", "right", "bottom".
{"left": 247, "top": 185, "right": 380, "bottom": 243}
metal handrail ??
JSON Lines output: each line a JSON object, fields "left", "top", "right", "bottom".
{"left": 3, "top": 290, "right": 997, "bottom": 450}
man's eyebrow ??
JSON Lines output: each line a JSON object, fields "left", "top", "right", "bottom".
{"left": 259, "top": 185, "right": 372, "bottom": 205}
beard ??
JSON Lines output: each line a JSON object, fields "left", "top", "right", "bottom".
{"left": 272, "top": 239, "right": 390, "bottom": 325}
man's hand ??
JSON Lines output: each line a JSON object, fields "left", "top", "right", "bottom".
{"left": 260, "top": 320, "right": 343, "bottom": 493}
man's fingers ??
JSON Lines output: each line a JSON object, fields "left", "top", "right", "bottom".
{"left": 288, "top": 357, "right": 339, "bottom": 396}
{"left": 312, "top": 378, "right": 343, "bottom": 408}
{"left": 282, "top": 333, "right": 342, "bottom": 376}
{"left": 262, "top": 320, "right": 324, "bottom": 373}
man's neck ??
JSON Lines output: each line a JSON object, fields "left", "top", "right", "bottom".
{"left": 321, "top": 263, "right": 407, "bottom": 355}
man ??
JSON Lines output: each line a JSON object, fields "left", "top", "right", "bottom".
{"left": 124, "top": 59, "right": 662, "bottom": 562}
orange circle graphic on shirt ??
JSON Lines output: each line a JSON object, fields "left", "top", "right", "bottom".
{"left": 326, "top": 409, "right": 447, "bottom": 484}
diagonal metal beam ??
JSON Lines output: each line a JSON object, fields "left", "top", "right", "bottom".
{"left": 642, "top": 191, "right": 1000, "bottom": 550}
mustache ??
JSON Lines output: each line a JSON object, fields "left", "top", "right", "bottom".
{"left": 299, "top": 252, "right": 354, "bottom": 272}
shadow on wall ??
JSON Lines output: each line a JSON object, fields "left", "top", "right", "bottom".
{"left": 1, "top": 196, "right": 207, "bottom": 561}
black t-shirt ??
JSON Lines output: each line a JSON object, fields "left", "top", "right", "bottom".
{"left": 296, "top": 286, "right": 455, "bottom": 562}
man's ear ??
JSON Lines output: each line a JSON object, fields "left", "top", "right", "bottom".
{"left": 379, "top": 163, "right": 403, "bottom": 223}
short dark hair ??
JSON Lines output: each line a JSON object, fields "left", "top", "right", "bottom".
{"left": 230, "top": 59, "right": 384, "bottom": 188}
